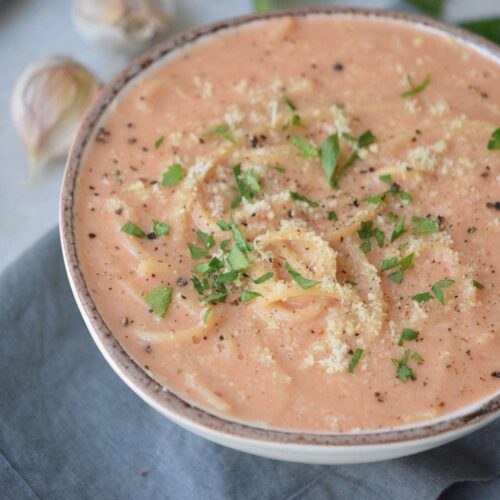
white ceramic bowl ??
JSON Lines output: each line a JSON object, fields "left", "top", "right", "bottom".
{"left": 60, "top": 7, "right": 500, "bottom": 464}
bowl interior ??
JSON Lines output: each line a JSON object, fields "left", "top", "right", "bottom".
{"left": 60, "top": 7, "right": 500, "bottom": 447}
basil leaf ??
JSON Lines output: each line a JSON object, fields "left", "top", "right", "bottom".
{"left": 188, "top": 243, "right": 207, "bottom": 260}
{"left": 230, "top": 215, "right": 252, "bottom": 253}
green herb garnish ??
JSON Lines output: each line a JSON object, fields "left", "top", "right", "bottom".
{"left": 274, "top": 166, "right": 286, "bottom": 173}
{"left": 121, "top": 221, "right": 146, "bottom": 238}
{"left": 328, "top": 211, "right": 338, "bottom": 221}
{"left": 412, "top": 216, "right": 440, "bottom": 234}
{"left": 230, "top": 215, "right": 252, "bottom": 253}
{"left": 227, "top": 245, "right": 250, "bottom": 271}
{"left": 192, "top": 276, "right": 209, "bottom": 294}
{"left": 473, "top": 280, "right": 485, "bottom": 289}
{"left": 217, "top": 220, "right": 230, "bottom": 231}
{"left": 205, "top": 124, "right": 235, "bottom": 143}
{"left": 196, "top": 230, "right": 215, "bottom": 249}
{"left": 233, "top": 164, "right": 260, "bottom": 203}
{"left": 203, "top": 307, "right": 212, "bottom": 324}
{"left": 188, "top": 243, "right": 207, "bottom": 260}
{"left": 412, "top": 292, "right": 433, "bottom": 303}
{"left": 398, "top": 328, "right": 419, "bottom": 346}
{"left": 289, "top": 135, "right": 318, "bottom": 157}
{"left": 390, "top": 217, "right": 406, "bottom": 243}
{"left": 392, "top": 350, "right": 416, "bottom": 382}
{"left": 220, "top": 239, "right": 231, "bottom": 253}
{"left": 154, "top": 135, "right": 164, "bottom": 149}
{"left": 253, "top": 272, "right": 274, "bottom": 284}
{"left": 467, "top": 226, "right": 477, "bottom": 234}
{"left": 201, "top": 291, "right": 227, "bottom": 303}
{"left": 216, "top": 270, "right": 239, "bottom": 284}
{"left": 290, "top": 191, "right": 319, "bottom": 207}
{"left": 348, "top": 348, "right": 364, "bottom": 373}
{"left": 144, "top": 286, "right": 172, "bottom": 318}
{"left": 285, "top": 262, "right": 318, "bottom": 289}
{"left": 431, "top": 279, "right": 455, "bottom": 304}
{"left": 487, "top": 127, "right": 500, "bottom": 150}
{"left": 240, "top": 290, "right": 262, "bottom": 303}
{"left": 401, "top": 74, "right": 431, "bottom": 99}
{"left": 152, "top": 220, "right": 170, "bottom": 237}
{"left": 162, "top": 163, "right": 184, "bottom": 186}
{"left": 320, "top": 133, "right": 340, "bottom": 188}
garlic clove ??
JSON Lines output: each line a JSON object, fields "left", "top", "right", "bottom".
{"left": 11, "top": 57, "right": 100, "bottom": 172}
{"left": 73, "top": 0, "right": 175, "bottom": 52}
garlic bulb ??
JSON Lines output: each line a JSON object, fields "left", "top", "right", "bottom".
{"left": 73, "top": 0, "right": 175, "bottom": 52}
{"left": 11, "top": 57, "right": 100, "bottom": 171}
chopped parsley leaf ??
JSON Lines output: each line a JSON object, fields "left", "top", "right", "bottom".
{"left": 152, "top": 220, "right": 170, "bottom": 237}
{"left": 201, "top": 291, "right": 227, "bottom": 303}
{"left": 290, "top": 191, "right": 319, "bottom": 207}
{"left": 379, "top": 174, "right": 393, "bottom": 184}
{"left": 398, "top": 328, "right": 419, "bottom": 346}
{"left": 162, "top": 163, "right": 184, "bottom": 186}
{"left": 216, "top": 270, "right": 239, "bottom": 284}
{"left": 431, "top": 279, "right": 455, "bottom": 304}
{"left": 230, "top": 215, "right": 252, "bottom": 253}
{"left": 473, "top": 279, "right": 485, "bottom": 289}
{"left": 220, "top": 239, "right": 231, "bottom": 253}
{"left": 203, "top": 307, "right": 212, "bottom": 324}
{"left": 320, "top": 133, "right": 340, "bottom": 188}
{"left": 144, "top": 286, "right": 172, "bottom": 318}
{"left": 188, "top": 243, "right": 207, "bottom": 260}
{"left": 274, "top": 166, "right": 286, "bottom": 173}
{"left": 227, "top": 244, "right": 250, "bottom": 271}
{"left": 391, "top": 217, "right": 406, "bottom": 243}
{"left": 253, "top": 272, "right": 274, "bottom": 284}
{"left": 348, "top": 348, "right": 364, "bottom": 373}
{"left": 328, "top": 210, "right": 338, "bottom": 221}
{"left": 240, "top": 290, "right": 262, "bottom": 303}
{"left": 205, "top": 124, "right": 235, "bottom": 143}
{"left": 289, "top": 135, "right": 318, "bottom": 157}
{"left": 392, "top": 349, "right": 416, "bottom": 382}
{"left": 487, "top": 127, "right": 500, "bottom": 150}
{"left": 217, "top": 220, "right": 230, "bottom": 231}
{"left": 154, "top": 135, "right": 164, "bottom": 149}
{"left": 412, "top": 292, "right": 433, "bottom": 303}
{"left": 401, "top": 74, "right": 431, "bottom": 99}
{"left": 285, "top": 262, "right": 318, "bottom": 289}
{"left": 196, "top": 230, "right": 215, "bottom": 249}
{"left": 412, "top": 216, "right": 440, "bottom": 234}
{"left": 121, "top": 221, "right": 146, "bottom": 238}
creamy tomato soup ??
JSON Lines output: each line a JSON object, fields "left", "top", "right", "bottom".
{"left": 74, "top": 15, "right": 500, "bottom": 432}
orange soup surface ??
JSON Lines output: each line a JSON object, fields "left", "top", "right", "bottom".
{"left": 74, "top": 15, "right": 500, "bottom": 432}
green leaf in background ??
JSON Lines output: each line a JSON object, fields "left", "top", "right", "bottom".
{"left": 404, "top": 0, "right": 447, "bottom": 17}
{"left": 460, "top": 18, "right": 500, "bottom": 46}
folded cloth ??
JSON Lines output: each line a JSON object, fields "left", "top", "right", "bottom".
{"left": 0, "top": 228, "right": 498, "bottom": 500}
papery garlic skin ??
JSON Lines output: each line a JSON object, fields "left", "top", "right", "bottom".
{"left": 11, "top": 57, "right": 101, "bottom": 171}
{"left": 73, "top": 0, "right": 175, "bottom": 52}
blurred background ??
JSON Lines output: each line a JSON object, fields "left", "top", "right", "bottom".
{"left": 0, "top": 0, "right": 499, "bottom": 273}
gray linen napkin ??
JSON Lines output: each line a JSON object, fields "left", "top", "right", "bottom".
{"left": 0, "top": 228, "right": 498, "bottom": 500}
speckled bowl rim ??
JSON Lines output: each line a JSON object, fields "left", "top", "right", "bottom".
{"left": 60, "top": 7, "right": 500, "bottom": 447}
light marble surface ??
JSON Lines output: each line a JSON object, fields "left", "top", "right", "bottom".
{"left": 0, "top": 0, "right": 498, "bottom": 273}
